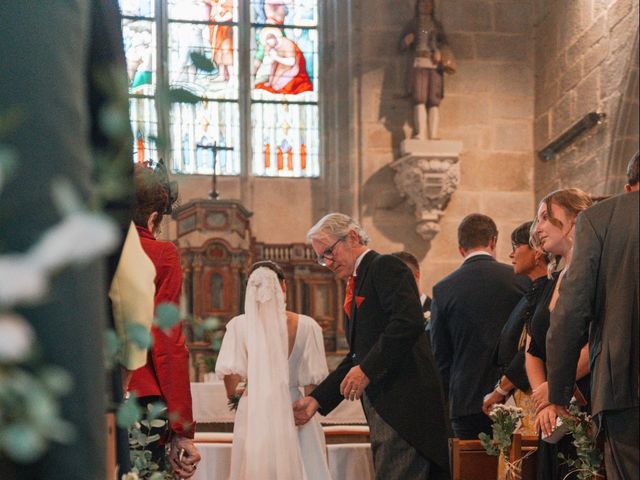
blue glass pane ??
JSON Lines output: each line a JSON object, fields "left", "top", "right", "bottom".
{"left": 119, "top": 0, "right": 154, "bottom": 17}
{"left": 250, "top": 1, "right": 317, "bottom": 26}
{"left": 171, "top": 101, "right": 240, "bottom": 175}
{"left": 129, "top": 97, "right": 158, "bottom": 164}
{"left": 252, "top": 103, "right": 319, "bottom": 177}
{"left": 123, "top": 19, "right": 156, "bottom": 95}
{"left": 168, "top": 0, "right": 238, "bottom": 22}
{"left": 168, "top": 23, "right": 239, "bottom": 100}
{"left": 251, "top": 26, "right": 318, "bottom": 101}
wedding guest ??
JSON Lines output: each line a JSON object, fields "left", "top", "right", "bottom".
{"left": 430, "top": 214, "right": 528, "bottom": 439}
{"left": 546, "top": 154, "right": 639, "bottom": 480}
{"left": 294, "top": 214, "right": 450, "bottom": 480}
{"left": 623, "top": 151, "right": 639, "bottom": 192}
{"left": 391, "top": 251, "right": 432, "bottom": 316}
{"left": 127, "top": 164, "right": 200, "bottom": 478}
{"left": 526, "top": 188, "right": 593, "bottom": 480}
{"left": 482, "top": 221, "right": 550, "bottom": 435}
{"left": 216, "top": 261, "right": 332, "bottom": 480}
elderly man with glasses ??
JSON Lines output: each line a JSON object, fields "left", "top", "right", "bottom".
{"left": 293, "top": 213, "right": 450, "bottom": 480}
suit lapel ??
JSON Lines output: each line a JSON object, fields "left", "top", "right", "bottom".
{"left": 348, "top": 251, "right": 377, "bottom": 345}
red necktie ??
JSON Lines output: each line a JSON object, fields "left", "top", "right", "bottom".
{"left": 344, "top": 275, "right": 356, "bottom": 317}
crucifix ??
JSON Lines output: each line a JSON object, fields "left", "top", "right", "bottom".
{"left": 196, "top": 141, "right": 234, "bottom": 199}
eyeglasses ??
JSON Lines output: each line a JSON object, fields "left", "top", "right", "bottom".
{"left": 316, "top": 237, "right": 346, "bottom": 266}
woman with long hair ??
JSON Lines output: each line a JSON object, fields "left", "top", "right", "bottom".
{"left": 216, "top": 261, "right": 332, "bottom": 480}
{"left": 526, "top": 188, "right": 593, "bottom": 480}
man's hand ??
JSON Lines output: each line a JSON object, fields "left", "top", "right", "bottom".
{"left": 482, "top": 390, "right": 505, "bottom": 415}
{"left": 169, "top": 436, "right": 201, "bottom": 479}
{"left": 532, "top": 381, "right": 549, "bottom": 413}
{"left": 293, "top": 396, "right": 319, "bottom": 426}
{"left": 339, "top": 366, "right": 370, "bottom": 401}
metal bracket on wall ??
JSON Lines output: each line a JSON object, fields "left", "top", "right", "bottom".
{"left": 538, "top": 111, "right": 606, "bottom": 162}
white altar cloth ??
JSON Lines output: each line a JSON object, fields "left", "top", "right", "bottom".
{"left": 191, "top": 382, "right": 367, "bottom": 425}
{"left": 191, "top": 442, "right": 374, "bottom": 480}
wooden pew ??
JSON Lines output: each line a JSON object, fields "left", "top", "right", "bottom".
{"left": 451, "top": 434, "right": 539, "bottom": 480}
{"left": 451, "top": 438, "right": 498, "bottom": 480}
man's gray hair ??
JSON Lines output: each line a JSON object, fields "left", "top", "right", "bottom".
{"left": 307, "top": 213, "right": 370, "bottom": 245}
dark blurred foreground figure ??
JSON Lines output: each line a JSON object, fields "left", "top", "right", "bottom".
{"left": 0, "top": 1, "right": 134, "bottom": 479}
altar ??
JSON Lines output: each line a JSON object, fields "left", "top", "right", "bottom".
{"left": 191, "top": 382, "right": 368, "bottom": 425}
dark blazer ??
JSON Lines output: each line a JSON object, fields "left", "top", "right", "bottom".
{"left": 493, "top": 275, "right": 552, "bottom": 392}
{"left": 311, "top": 252, "right": 450, "bottom": 477}
{"left": 547, "top": 191, "right": 639, "bottom": 415}
{"left": 430, "top": 254, "right": 529, "bottom": 419}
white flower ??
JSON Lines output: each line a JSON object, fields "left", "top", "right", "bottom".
{"left": 0, "top": 255, "right": 48, "bottom": 307}
{"left": 0, "top": 313, "right": 34, "bottom": 362}
{"left": 29, "top": 212, "right": 119, "bottom": 271}
{"left": 121, "top": 473, "right": 140, "bottom": 480}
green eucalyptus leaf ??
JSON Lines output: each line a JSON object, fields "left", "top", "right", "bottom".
{"left": 147, "top": 401, "right": 167, "bottom": 421}
{"left": 149, "top": 419, "right": 167, "bottom": 428}
{"left": 39, "top": 365, "right": 74, "bottom": 396}
{"left": 155, "top": 303, "right": 180, "bottom": 330}
{"left": 117, "top": 399, "right": 142, "bottom": 428}
{"left": 202, "top": 317, "right": 221, "bottom": 330}
{"left": 50, "top": 177, "right": 84, "bottom": 216}
{"left": 126, "top": 322, "right": 153, "bottom": 349}
{"left": 0, "top": 423, "right": 47, "bottom": 463}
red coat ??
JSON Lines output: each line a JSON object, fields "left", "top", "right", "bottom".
{"left": 128, "top": 226, "right": 195, "bottom": 438}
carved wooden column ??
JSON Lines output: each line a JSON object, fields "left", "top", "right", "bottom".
{"left": 392, "top": 139, "right": 463, "bottom": 241}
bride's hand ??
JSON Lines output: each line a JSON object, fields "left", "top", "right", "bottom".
{"left": 293, "top": 396, "right": 319, "bottom": 426}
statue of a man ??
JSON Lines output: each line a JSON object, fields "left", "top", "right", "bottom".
{"left": 401, "top": 0, "right": 456, "bottom": 140}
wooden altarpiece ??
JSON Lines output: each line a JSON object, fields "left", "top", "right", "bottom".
{"left": 173, "top": 199, "right": 347, "bottom": 380}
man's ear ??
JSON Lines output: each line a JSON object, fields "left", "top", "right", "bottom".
{"left": 458, "top": 246, "right": 466, "bottom": 258}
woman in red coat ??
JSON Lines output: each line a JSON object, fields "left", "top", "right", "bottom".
{"left": 128, "top": 164, "right": 200, "bottom": 478}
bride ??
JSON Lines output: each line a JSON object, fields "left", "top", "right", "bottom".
{"left": 216, "top": 261, "right": 333, "bottom": 480}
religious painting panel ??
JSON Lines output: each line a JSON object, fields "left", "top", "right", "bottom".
{"left": 129, "top": 97, "right": 159, "bottom": 164}
{"left": 251, "top": 102, "right": 319, "bottom": 177}
{"left": 119, "top": 0, "right": 155, "bottom": 17}
{"left": 170, "top": 100, "right": 241, "bottom": 175}
{"left": 250, "top": 26, "right": 318, "bottom": 102}
{"left": 167, "top": 22, "right": 239, "bottom": 101}
{"left": 250, "top": 0, "right": 318, "bottom": 27}
{"left": 122, "top": 19, "right": 156, "bottom": 96}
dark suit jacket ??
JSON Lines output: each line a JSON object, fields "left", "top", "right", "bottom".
{"left": 430, "top": 254, "right": 529, "bottom": 419}
{"left": 310, "top": 252, "right": 450, "bottom": 477}
{"left": 547, "top": 191, "right": 639, "bottom": 415}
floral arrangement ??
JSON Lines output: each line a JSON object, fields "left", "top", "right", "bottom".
{"left": 479, "top": 404, "right": 525, "bottom": 479}
{"left": 558, "top": 404, "right": 603, "bottom": 480}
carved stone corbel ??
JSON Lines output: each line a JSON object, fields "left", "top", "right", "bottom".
{"left": 391, "top": 140, "right": 463, "bottom": 241}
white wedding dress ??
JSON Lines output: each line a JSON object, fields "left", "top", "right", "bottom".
{"left": 216, "top": 312, "right": 332, "bottom": 480}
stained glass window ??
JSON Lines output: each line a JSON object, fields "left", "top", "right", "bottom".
{"left": 119, "top": 0, "right": 319, "bottom": 178}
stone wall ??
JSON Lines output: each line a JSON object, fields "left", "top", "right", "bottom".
{"left": 533, "top": 0, "right": 639, "bottom": 199}
{"left": 355, "top": 0, "right": 536, "bottom": 294}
